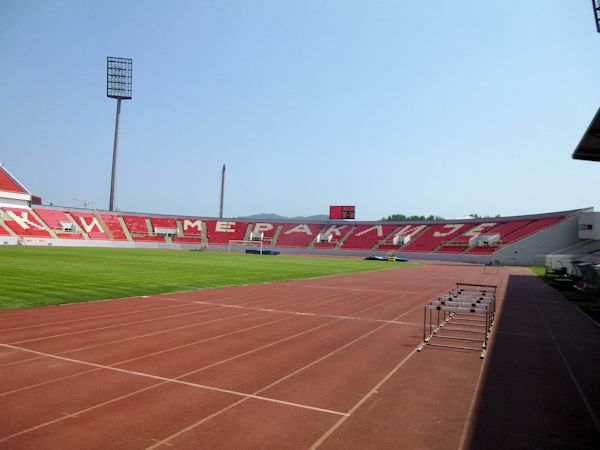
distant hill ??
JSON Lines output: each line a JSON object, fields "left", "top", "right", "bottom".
{"left": 237, "top": 213, "right": 329, "bottom": 221}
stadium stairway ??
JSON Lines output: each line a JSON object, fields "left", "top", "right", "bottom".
{"left": 335, "top": 225, "right": 355, "bottom": 249}
{"left": 269, "top": 224, "right": 283, "bottom": 247}
{"left": 117, "top": 216, "right": 134, "bottom": 241}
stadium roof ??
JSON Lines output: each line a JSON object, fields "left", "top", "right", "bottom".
{"left": 573, "top": 107, "right": 600, "bottom": 162}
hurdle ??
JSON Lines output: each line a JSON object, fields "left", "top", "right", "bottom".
{"left": 417, "top": 283, "right": 497, "bottom": 359}
{"left": 453, "top": 282, "right": 497, "bottom": 298}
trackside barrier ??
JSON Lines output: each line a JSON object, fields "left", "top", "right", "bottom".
{"left": 417, "top": 283, "right": 497, "bottom": 359}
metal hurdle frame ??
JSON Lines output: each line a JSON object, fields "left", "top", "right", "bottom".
{"left": 453, "top": 282, "right": 497, "bottom": 298}
{"left": 417, "top": 283, "right": 497, "bottom": 359}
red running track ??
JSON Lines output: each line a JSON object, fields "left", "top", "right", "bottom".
{"left": 1, "top": 264, "right": 598, "bottom": 449}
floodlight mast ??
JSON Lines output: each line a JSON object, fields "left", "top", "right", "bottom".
{"left": 593, "top": 0, "right": 600, "bottom": 33}
{"left": 106, "top": 57, "right": 132, "bottom": 211}
{"left": 219, "top": 164, "right": 226, "bottom": 218}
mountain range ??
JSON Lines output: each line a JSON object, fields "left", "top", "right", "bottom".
{"left": 236, "top": 213, "right": 329, "bottom": 221}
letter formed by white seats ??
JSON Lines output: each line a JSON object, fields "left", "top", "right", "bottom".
{"left": 322, "top": 225, "right": 348, "bottom": 236}
{"left": 433, "top": 224, "right": 465, "bottom": 237}
{"left": 463, "top": 223, "right": 497, "bottom": 237}
{"left": 284, "top": 224, "right": 312, "bottom": 235}
{"left": 215, "top": 221, "right": 236, "bottom": 233}
{"left": 355, "top": 225, "right": 383, "bottom": 237}
{"left": 77, "top": 217, "right": 104, "bottom": 234}
{"left": 7, "top": 210, "right": 45, "bottom": 230}
{"left": 252, "top": 223, "right": 274, "bottom": 234}
{"left": 183, "top": 220, "right": 202, "bottom": 233}
{"left": 394, "top": 224, "right": 426, "bottom": 238}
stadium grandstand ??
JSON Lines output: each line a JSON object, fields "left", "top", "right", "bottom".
{"left": 1, "top": 162, "right": 598, "bottom": 266}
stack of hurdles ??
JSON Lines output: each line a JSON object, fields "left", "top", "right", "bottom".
{"left": 417, "top": 283, "right": 497, "bottom": 359}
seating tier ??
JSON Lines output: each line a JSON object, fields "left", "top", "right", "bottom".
{"left": 204, "top": 220, "right": 249, "bottom": 244}
{"left": 342, "top": 225, "right": 399, "bottom": 250}
{"left": 151, "top": 217, "right": 177, "bottom": 229}
{"left": 502, "top": 217, "right": 563, "bottom": 243}
{"left": 276, "top": 223, "right": 322, "bottom": 247}
{"left": 70, "top": 212, "right": 108, "bottom": 240}
{"left": 402, "top": 223, "right": 468, "bottom": 252}
{"left": 99, "top": 214, "right": 129, "bottom": 240}
{"left": 122, "top": 216, "right": 150, "bottom": 234}
{"left": 312, "top": 225, "right": 352, "bottom": 248}
{"left": 1, "top": 207, "right": 51, "bottom": 237}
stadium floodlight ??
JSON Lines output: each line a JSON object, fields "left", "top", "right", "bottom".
{"left": 106, "top": 57, "right": 133, "bottom": 211}
{"left": 593, "top": 0, "right": 600, "bottom": 33}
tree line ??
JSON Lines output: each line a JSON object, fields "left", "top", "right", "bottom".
{"left": 381, "top": 213, "right": 500, "bottom": 221}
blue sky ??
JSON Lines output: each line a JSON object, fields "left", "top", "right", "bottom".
{"left": 1, "top": 1, "right": 599, "bottom": 220}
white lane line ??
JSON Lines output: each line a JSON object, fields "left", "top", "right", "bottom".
{"left": 1, "top": 310, "right": 259, "bottom": 368}
{"left": 1, "top": 289, "right": 363, "bottom": 395}
{"left": 0, "top": 313, "right": 297, "bottom": 396}
{"left": 145, "top": 294, "right": 436, "bottom": 449}
{"left": 310, "top": 348, "right": 419, "bottom": 449}
{"left": 8, "top": 305, "right": 230, "bottom": 345}
{"left": 0, "top": 290, "right": 364, "bottom": 394}
{"left": 311, "top": 271, "right": 502, "bottom": 449}
{"left": 0, "top": 302, "right": 192, "bottom": 333}
{"left": 0, "top": 343, "right": 347, "bottom": 419}
{"left": 0, "top": 379, "right": 173, "bottom": 443}
{"left": 1, "top": 281, "right": 431, "bottom": 447}
{"left": 531, "top": 285, "right": 600, "bottom": 432}
{"left": 0, "top": 296, "right": 158, "bottom": 323}
{"left": 1, "top": 292, "right": 415, "bottom": 443}
{"left": 191, "top": 300, "right": 421, "bottom": 327}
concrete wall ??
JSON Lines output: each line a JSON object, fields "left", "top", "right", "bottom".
{"left": 0, "top": 236, "right": 19, "bottom": 245}
{"left": 0, "top": 197, "right": 30, "bottom": 208}
{"left": 16, "top": 238, "right": 205, "bottom": 251}
{"left": 214, "top": 244, "right": 491, "bottom": 264}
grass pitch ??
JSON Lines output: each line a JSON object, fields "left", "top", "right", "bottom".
{"left": 0, "top": 247, "right": 414, "bottom": 310}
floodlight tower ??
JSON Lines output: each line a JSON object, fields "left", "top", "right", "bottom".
{"left": 106, "top": 57, "right": 132, "bottom": 211}
{"left": 219, "top": 164, "right": 226, "bottom": 218}
{"left": 593, "top": 0, "right": 600, "bottom": 32}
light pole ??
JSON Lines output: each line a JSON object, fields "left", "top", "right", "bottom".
{"left": 106, "top": 57, "right": 132, "bottom": 211}
{"left": 220, "top": 164, "right": 226, "bottom": 218}
{"left": 593, "top": 0, "right": 600, "bottom": 32}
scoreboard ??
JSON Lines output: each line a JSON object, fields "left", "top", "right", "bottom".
{"left": 329, "top": 205, "right": 355, "bottom": 220}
